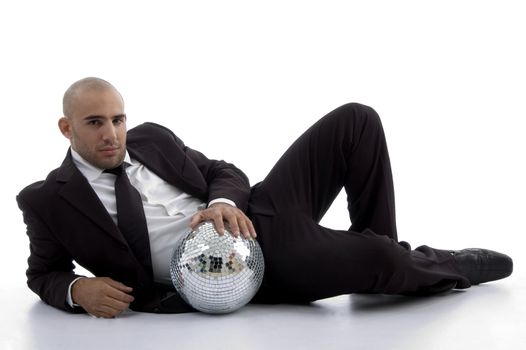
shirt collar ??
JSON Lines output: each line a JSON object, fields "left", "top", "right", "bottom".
{"left": 70, "top": 148, "right": 131, "bottom": 182}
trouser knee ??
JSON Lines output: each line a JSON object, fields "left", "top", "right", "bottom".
{"left": 330, "top": 102, "right": 382, "bottom": 127}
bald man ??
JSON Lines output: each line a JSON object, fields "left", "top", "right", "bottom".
{"left": 17, "top": 77, "right": 513, "bottom": 318}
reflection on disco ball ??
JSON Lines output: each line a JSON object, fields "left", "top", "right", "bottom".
{"left": 170, "top": 221, "right": 265, "bottom": 314}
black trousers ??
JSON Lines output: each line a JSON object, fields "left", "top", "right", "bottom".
{"left": 249, "top": 103, "right": 470, "bottom": 303}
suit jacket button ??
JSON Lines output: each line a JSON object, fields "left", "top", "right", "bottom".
{"left": 119, "top": 244, "right": 128, "bottom": 251}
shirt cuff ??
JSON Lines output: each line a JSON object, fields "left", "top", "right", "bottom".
{"left": 66, "top": 277, "right": 85, "bottom": 308}
{"left": 208, "top": 198, "right": 237, "bottom": 208}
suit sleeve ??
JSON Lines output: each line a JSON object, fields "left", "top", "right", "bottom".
{"left": 144, "top": 122, "right": 252, "bottom": 211}
{"left": 185, "top": 145, "right": 251, "bottom": 211}
{"left": 16, "top": 194, "right": 85, "bottom": 313}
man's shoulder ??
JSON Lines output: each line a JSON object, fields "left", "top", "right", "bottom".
{"left": 17, "top": 166, "right": 63, "bottom": 210}
{"left": 128, "top": 122, "right": 174, "bottom": 136}
{"left": 18, "top": 167, "right": 61, "bottom": 196}
{"left": 17, "top": 151, "right": 76, "bottom": 205}
{"left": 127, "top": 122, "right": 184, "bottom": 147}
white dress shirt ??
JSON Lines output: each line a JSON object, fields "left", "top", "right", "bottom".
{"left": 67, "top": 149, "right": 235, "bottom": 307}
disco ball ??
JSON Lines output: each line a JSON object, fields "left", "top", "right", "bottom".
{"left": 170, "top": 221, "right": 265, "bottom": 314}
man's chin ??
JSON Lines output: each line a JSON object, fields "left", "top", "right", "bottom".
{"left": 95, "top": 156, "right": 125, "bottom": 170}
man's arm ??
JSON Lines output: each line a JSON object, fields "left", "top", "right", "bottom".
{"left": 133, "top": 123, "right": 255, "bottom": 237}
{"left": 17, "top": 194, "right": 85, "bottom": 313}
{"left": 172, "top": 128, "right": 255, "bottom": 237}
{"left": 134, "top": 122, "right": 252, "bottom": 211}
{"left": 187, "top": 144, "right": 251, "bottom": 211}
{"left": 18, "top": 194, "right": 135, "bottom": 317}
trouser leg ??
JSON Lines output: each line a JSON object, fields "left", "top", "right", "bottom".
{"left": 252, "top": 212, "right": 469, "bottom": 302}
{"left": 250, "top": 103, "right": 469, "bottom": 301}
{"left": 251, "top": 103, "right": 397, "bottom": 239}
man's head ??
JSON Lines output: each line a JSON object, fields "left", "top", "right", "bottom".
{"left": 59, "top": 77, "right": 127, "bottom": 169}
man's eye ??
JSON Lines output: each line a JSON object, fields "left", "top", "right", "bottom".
{"left": 87, "top": 120, "right": 101, "bottom": 126}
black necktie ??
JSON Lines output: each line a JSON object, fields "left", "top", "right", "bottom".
{"left": 105, "top": 164, "right": 152, "bottom": 275}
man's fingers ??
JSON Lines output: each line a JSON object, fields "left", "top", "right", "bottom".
{"left": 212, "top": 215, "right": 226, "bottom": 235}
{"left": 89, "top": 292, "right": 131, "bottom": 318}
{"left": 190, "top": 208, "right": 227, "bottom": 235}
{"left": 223, "top": 211, "right": 240, "bottom": 237}
{"left": 224, "top": 212, "right": 256, "bottom": 239}
{"left": 72, "top": 277, "right": 134, "bottom": 318}
{"left": 105, "top": 285, "right": 135, "bottom": 304}
{"left": 103, "top": 296, "right": 131, "bottom": 312}
{"left": 238, "top": 219, "right": 250, "bottom": 239}
{"left": 104, "top": 277, "right": 133, "bottom": 294}
{"left": 247, "top": 219, "right": 257, "bottom": 238}
{"left": 189, "top": 212, "right": 203, "bottom": 229}
{"left": 92, "top": 303, "right": 127, "bottom": 318}
{"left": 189, "top": 204, "right": 257, "bottom": 239}
{"left": 102, "top": 278, "right": 134, "bottom": 303}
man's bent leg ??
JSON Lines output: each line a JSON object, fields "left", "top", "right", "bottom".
{"left": 250, "top": 103, "right": 397, "bottom": 239}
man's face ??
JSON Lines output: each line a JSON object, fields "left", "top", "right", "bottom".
{"left": 59, "top": 87, "right": 127, "bottom": 169}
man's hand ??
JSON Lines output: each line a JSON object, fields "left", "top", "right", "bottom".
{"left": 190, "top": 203, "right": 257, "bottom": 239}
{"left": 71, "top": 277, "right": 134, "bottom": 318}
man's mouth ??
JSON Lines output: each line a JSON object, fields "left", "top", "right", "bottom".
{"left": 99, "top": 147, "right": 120, "bottom": 156}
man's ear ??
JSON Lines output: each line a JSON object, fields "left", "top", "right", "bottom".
{"left": 58, "top": 117, "right": 72, "bottom": 139}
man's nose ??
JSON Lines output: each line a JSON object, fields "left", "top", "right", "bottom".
{"left": 101, "top": 123, "right": 118, "bottom": 142}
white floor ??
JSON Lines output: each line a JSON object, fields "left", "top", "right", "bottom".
{"left": 2, "top": 265, "right": 524, "bottom": 350}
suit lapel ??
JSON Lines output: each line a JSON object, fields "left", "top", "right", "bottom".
{"left": 56, "top": 153, "right": 128, "bottom": 246}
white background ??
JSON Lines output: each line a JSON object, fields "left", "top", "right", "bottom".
{"left": 1, "top": 0, "right": 524, "bottom": 322}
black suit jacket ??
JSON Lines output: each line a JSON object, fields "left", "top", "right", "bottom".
{"left": 17, "top": 122, "right": 251, "bottom": 313}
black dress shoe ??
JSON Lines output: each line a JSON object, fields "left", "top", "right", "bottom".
{"left": 450, "top": 248, "right": 513, "bottom": 285}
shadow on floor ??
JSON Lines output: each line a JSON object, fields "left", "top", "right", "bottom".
{"left": 349, "top": 290, "right": 467, "bottom": 312}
